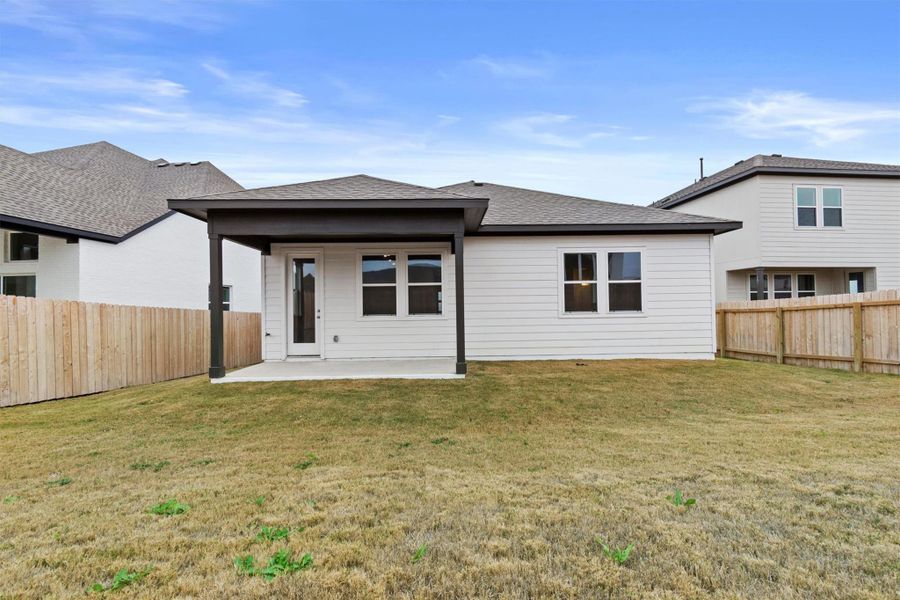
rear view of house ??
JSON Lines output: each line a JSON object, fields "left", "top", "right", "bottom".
{"left": 0, "top": 141, "right": 260, "bottom": 311}
{"left": 652, "top": 155, "right": 900, "bottom": 301}
{"left": 169, "top": 175, "right": 740, "bottom": 380}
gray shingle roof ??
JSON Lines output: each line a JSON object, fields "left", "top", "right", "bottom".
{"left": 652, "top": 154, "right": 900, "bottom": 209}
{"left": 1, "top": 141, "right": 242, "bottom": 239}
{"left": 187, "top": 174, "right": 477, "bottom": 201}
{"left": 440, "top": 181, "right": 734, "bottom": 227}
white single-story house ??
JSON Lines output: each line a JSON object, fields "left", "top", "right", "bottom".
{"left": 651, "top": 155, "right": 900, "bottom": 301}
{"left": 169, "top": 175, "right": 740, "bottom": 380}
{"left": 0, "top": 141, "right": 261, "bottom": 311}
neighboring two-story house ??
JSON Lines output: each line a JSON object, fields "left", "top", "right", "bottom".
{"left": 652, "top": 155, "right": 900, "bottom": 301}
{"left": 0, "top": 141, "right": 260, "bottom": 311}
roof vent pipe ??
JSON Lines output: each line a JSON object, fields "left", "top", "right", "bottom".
{"left": 699, "top": 157, "right": 705, "bottom": 180}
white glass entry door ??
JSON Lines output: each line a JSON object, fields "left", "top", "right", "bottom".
{"left": 287, "top": 254, "right": 323, "bottom": 356}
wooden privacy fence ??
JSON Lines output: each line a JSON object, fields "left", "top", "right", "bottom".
{"left": 0, "top": 295, "right": 261, "bottom": 407}
{"left": 717, "top": 289, "right": 900, "bottom": 375}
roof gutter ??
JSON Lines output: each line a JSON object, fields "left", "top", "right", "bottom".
{"left": 656, "top": 167, "right": 900, "bottom": 209}
{"left": 474, "top": 221, "right": 742, "bottom": 236}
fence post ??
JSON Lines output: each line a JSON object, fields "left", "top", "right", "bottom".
{"left": 716, "top": 309, "right": 726, "bottom": 357}
{"left": 852, "top": 302, "right": 863, "bottom": 373}
{"left": 775, "top": 307, "right": 784, "bottom": 364}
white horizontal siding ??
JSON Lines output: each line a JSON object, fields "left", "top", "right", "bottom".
{"left": 465, "top": 234, "right": 715, "bottom": 360}
{"left": 260, "top": 235, "right": 716, "bottom": 362}
{"left": 756, "top": 175, "right": 899, "bottom": 287}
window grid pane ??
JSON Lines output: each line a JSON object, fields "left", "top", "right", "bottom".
{"left": 564, "top": 283, "right": 598, "bottom": 312}
{"left": 797, "top": 207, "right": 817, "bottom": 227}
{"left": 409, "top": 285, "right": 442, "bottom": 315}
{"left": 823, "top": 208, "right": 842, "bottom": 227}
{"left": 564, "top": 253, "right": 596, "bottom": 282}
{"left": 822, "top": 188, "right": 842, "bottom": 207}
{"left": 609, "top": 282, "right": 641, "bottom": 311}
{"left": 362, "top": 255, "right": 397, "bottom": 284}
{"left": 408, "top": 255, "right": 442, "bottom": 284}
{"left": 608, "top": 252, "right": 641, "bottom": 281}
{"left": 796, "top": 187, "right": 816, "bottom": 206}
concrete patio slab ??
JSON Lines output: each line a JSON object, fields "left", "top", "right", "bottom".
{"left": 214, "top": 358, "right": 462, "bottom": 383}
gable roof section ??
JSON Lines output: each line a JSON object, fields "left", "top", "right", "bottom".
{"left": 1, "top": 141, "right": 242, "bottom": 241}
{"left": 441, "top": 181, "right": 739, "bottom": 234}
{"left": 187, "top": 174, "right": 479, "bottom": 201}
{"left": 652, "top": 154, "right": 900, "bottom": 209}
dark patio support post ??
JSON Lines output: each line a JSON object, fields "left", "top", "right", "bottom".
{"left": 755, "top": 266, "right": 766, "bottom": 301}
{"left": 454, "top": 233, "right": 467, "bottom": 375}
{"left": 209, "top": 232, "right": 225, "bottom": 379}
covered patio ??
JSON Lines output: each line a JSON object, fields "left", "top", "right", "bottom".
{"left": 169, "top": 175, "right": 489, "bottom": 381}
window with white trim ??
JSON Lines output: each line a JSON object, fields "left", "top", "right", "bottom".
{"left": 562, "top": 253, "right": 598, "bottom": 313}
{"left": 795, "top": 186, "right": 843, "bottom": 229}
{"left": 208, "top": 285, "right": 232, "bottom": 311}
{"left": 797, "top": 274, "right": 816, "bottom": 298}
{"left": 407, "top": 254, "right": 442, "bottom": 315}
{"left": 607, "top": 251, "right": 642, "bottom": 312}
{"left": 796, "top": 187, "right": 817, "bottom": 227}
{"left": 772, "top": 274, "right": 792, "bottom": 299}
{"left": 823, "top": 188, "right": 842, "bottom": 227}
{"left": 1, "top": 274, "right": 36, "bottom": 297}
{"left": 6, "top": 232, "right": 39, "bottom": 261}
{"left": 361, "top": 254, "right": 398, "bottom": 316}
{"left": 749, "top": 273, "right": 768, "bottom": 301}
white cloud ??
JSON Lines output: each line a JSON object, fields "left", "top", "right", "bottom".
{"left": 436, "top": 114, "right": 461, "bottom": 127}
{"left": 495, "top": 114, "right": 623, "bottom": 148}
{"left": 692, "top": 90, "right": 900, "bottom": 146}
{"left": 202, "top": 62, "right": 307, "bottom": 108}
{"left": 470, "top": 55, "right": 551, "bottom": 79}
{"left": 0, "top": 69, "right": 188, "bottom": 98}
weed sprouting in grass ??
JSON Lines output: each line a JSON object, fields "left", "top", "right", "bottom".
{"left": 149, "top": 499, "right": 189, "bottom": 516}
{"left": 234, "top": 550, "right": 313, "bottom": 580}
{"left": 411, "top": 543, "right": 428, "bottom": 564}
{"left": 47, "top": 477, "right": 72, "bottom": 487}
{"left": 130, "top": 460, "right": 170, "bottom": 473}
{"left": 293, "top": 453, "right": 317, "bottom": 470}
{"left": 595, "top": 537, "right": 634, "bottom": 565}
{"left": 192, "top": 458, "right": 215, "bottom": 466}
{"left": 397, "top": 441, "right": 412, "bottom": 449}
{"left": 667, "top": 489, "right": 696, "bottom": 507}
{"left": 253, "top": 495, "right": 266, "bottom": 506}
{"left": 305, "top": 499, "right": 317, "bottom": 508}
{"left": 90, "top": 567, "right": 153, "bottom": 592}
{"left": 256, "top": 526, "right": 292, "bottom": 542}
{"left": 430, "top": 437, "right": 453, "bottom": 445}
{"left": 3, "top": 495, "right": 19, "bottom": 504}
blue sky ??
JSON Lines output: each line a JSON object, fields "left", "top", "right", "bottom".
{"left": 1, "top": 0, "right": 899, "bottom": 204}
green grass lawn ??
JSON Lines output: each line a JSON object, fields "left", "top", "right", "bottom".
{"left": 1, "top": 359, "right": 898, "bottom": 599}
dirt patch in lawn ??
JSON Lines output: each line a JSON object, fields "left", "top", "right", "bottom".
{"left": 0, "top": 359, "right": 897, "bottom": 598}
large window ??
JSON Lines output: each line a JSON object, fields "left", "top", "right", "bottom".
{"left": 1, "top": 275, "right": 36, "bottom": 297}
{"left": 6, "top": 232, "right": 39, "bottom": 261}
{"left": 797, "top": 274, "right": 816, "bottom": 298}
{"left": 407, "top": 254, "right": 442, "bottom": 315}
{"left": 361, "top": 254, "right": 397, "bottom": 316}
{"left": 772, "top": 274, "right": 792, "bottom": 299}
{"left": 563, "top": 253, "right": 598, "bottom": 313}
{"left": 823, "top": 188, "right": 842, "bottom": 227}
{"left": 608, "top": 252, "right": 642, "bottom": 312}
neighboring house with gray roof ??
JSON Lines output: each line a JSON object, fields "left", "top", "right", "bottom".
{"left": 0, "top": 141, "right": 260, "bottom": 311}
{"left": 168, "top": 174, "right": 740, "bottom": 380}
{"left": 651, "top": 154, "right": 900, "bottom": 302}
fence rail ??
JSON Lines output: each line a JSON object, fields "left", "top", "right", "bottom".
{"left": 717, "top": 289, "right": 899, "bottom": 375}
{"left": 0, "top": 295, "right": 261, "bottom": 407}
